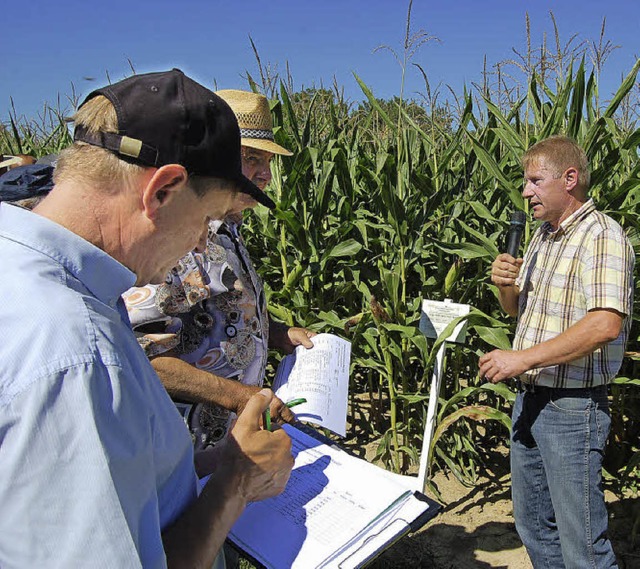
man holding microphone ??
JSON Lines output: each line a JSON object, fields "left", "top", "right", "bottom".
{"left": 479, "top": 136, "right": 634, "bottom": 568}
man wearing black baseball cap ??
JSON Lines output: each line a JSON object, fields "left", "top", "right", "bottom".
{"left": 0, "top": 69, "right": 292, "bottom": 567}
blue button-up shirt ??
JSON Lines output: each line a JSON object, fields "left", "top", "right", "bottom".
{"left": 0, "top": 203, "right": 198, "bottom": 568}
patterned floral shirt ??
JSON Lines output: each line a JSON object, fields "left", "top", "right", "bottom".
{"left": 514, "top": 199, "right": 635, "bottom": 388}
{"left": 123, "top": 219, "right": 269, "bottom": 447}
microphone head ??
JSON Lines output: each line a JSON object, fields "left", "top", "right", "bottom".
{"left": 510, "top": 210, "right": 526, "bottom": 227}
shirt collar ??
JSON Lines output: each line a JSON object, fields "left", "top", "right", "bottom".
{"left": 209, "top": 218, "right": 224, "bottom": 233}
{"left": 542, "top": 199, "right": 595, "bottom": 238}
{"left": 220, "top": 217, "right": 241, "bottom": 238}
{"left": 0, "top": 203, "right": 136, "bottom": 305}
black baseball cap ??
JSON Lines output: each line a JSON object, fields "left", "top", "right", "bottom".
{"left": 73, "top": 69, "right": 275, "bottom": 209}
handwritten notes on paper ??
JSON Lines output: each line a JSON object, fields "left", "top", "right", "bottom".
{"left": 272, "top": 333, "right": 351, "bottom": 436}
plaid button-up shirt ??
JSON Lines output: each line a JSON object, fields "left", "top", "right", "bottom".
{"left": 514, "top": 199, "right": 635, "bottom": 388}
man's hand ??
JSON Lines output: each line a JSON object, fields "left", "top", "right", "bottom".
{"left": 267, "top": 395, "right": 297, "bottom": 425}
{"left": 235, "top": 385, "right": 296, "bottom": 424}
{"left": 282, "top": 327, "right": 316, "bottom": 354}
{"left": 269, "top": 319, "right": 317, "bottom": 354}
{"left": 225, "top": 389, "right": 294, "bottom": 502}
{"left": 491, "top": 254, "right": 523, "bottom": 317}
{"left": 478, "top": 349, "right": 529, "bottom": 384}
{"left": 479, "top": 310, "right": 624, "bottom": 384}
{"left": 491, "top": 253, "right": 523, "bottom": 287}
{"left": 164, "top": 390, "right": 294, "bottom": 566}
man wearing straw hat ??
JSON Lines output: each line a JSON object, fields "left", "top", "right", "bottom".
{"left": 124, "top": 90, "right": 316, "bottom": 455}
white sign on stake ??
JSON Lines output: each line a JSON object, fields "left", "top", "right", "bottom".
{"left": 416, "top": 298, "right": 470, "bottom": 494}
{"left": 419, "top": 299, "right": 470, "bottom": 344}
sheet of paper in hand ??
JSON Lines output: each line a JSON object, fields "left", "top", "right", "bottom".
{"left": 272, "top": 333, "right": 351, "bottom": 437}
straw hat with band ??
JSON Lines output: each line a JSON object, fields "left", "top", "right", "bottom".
{"left": 215, "top": 90, "right": 292, "bottom": 157}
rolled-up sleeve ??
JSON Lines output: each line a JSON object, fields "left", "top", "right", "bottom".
{"left": 582, "top": 226, "right": 635, "bottom": 316}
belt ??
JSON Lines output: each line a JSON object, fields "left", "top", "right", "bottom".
{"left": 515, "top": 380, "right": 608, "bottom": 395}
{"left": 515, "top": 380, "right": 540, "bottom": 393}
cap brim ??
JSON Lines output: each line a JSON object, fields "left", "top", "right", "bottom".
{"left": 0, "top": 156, "right": 23, "bottom": 170}
{"left": 237, "top": 175, "right": 276, "bottom": 209}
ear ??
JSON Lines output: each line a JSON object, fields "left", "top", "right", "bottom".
{"left": 564, "top": 167, "right": 579, "bottom": 192}
{"left": 141, "top": 164, "right": 189, "bottom": 220}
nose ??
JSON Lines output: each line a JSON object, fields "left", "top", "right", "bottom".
{"left": 257, "top": 163, "right": 272, "bottom": 187}
{"left": 522, "top": 181, "right": 534, "bottom": 198}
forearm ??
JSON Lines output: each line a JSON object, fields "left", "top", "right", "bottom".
{"left": 479, "top": 309, "right": 624, "bottom": 383}
{"left": 517, "top": 309, "right": 623, "bottom": 371}
{"left": 497, "top": 285, "right": 519, "bottom": 317}
{"left": 163, "top": 392, "right": 294, "bottom": 567}
{"left": 162, "top": 452, "right": 247, "bottom": 568}
{"left": 151, "top": 356, "right": 256, "bottom": 411}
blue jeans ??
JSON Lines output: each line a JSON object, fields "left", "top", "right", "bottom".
{"left": 510, "top": 384, "right": 618, "bottom": 569}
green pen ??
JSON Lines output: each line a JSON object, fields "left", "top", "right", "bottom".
{"left": 285, "top": 398, "right": 308, "bottom": 408}
{"left": 263, "top": 398, "right": 308, "bottom": 432}
{"left": 263, "top": 408, "right": 271, "bottom": 432}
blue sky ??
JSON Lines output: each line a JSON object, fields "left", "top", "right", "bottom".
{"left": 3, "top": 0, "right": 639, "bottom": 122}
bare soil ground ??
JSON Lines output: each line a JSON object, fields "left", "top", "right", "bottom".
{"left": 342, "top": 393, "right": 640, "bottom": 569}
{"left": 365, "top": 452, "right": 640, "bottom": 569}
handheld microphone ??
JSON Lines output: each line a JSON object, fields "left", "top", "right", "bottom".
{"left": 505, "top": 211, "right": 526, "bottom": 258}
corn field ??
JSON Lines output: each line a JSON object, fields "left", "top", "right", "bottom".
{"left": 240, "top": 55, "right": 640, "bottom": 500}
{"left": 2, "top": 19, "right": 639, "bottom": 540}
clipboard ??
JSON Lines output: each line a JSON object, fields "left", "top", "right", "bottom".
{"left": 226, "top": 423, "right": 441, "bottom": 568}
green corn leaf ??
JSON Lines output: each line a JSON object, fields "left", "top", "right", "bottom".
{"left": 353, "top": 73, "right": 396, "bottom": 131}
{"left": 467, "top": 132, "right": 523, "bottom": 210}
{"left": 622, "top": 129, "right": 640, "bottom": 151}
{"left": 568, "top": 59, "right": 586, "bottom": 139}
{"left": 323, "top": 238, "right": 363, "bottom": 260}
{"left": 438, "top": 382, "right": 516, "bottom": 418}
{"left": 611, "top": 377, "right": 640, "bottom": 387}
{"left": 279, "top": 84, "right": 301, "bottom": 148}
{"left": 473, "top": 325, "right": 512, "bottom": 350}
{"left": 455, "top": 219, "right": 500, "bottom": 258}
{"left": 482, "top": 96, "right": 525, "bottom": 159}
{"left": 431, "top": 405, "right": 512, "bottom": 451}
{"left": 432, "top": 239, "right": 494, "bottom": 260}
{"left": 603, "top": 57, "right": 640, "bottom": 119}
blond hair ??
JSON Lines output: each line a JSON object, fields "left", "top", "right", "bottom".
{"left": 53, "top": 96, "right": 146, "bottom": 191}
{"left": 522, "top": 135, "right": 590, "bottom": 189}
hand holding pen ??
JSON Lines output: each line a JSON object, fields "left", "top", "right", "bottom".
{"left": 221, "top": 389, "right": 294, "bottom": 503}
{"left": 263, "top": 398, "right": 307, "bottom": 432}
